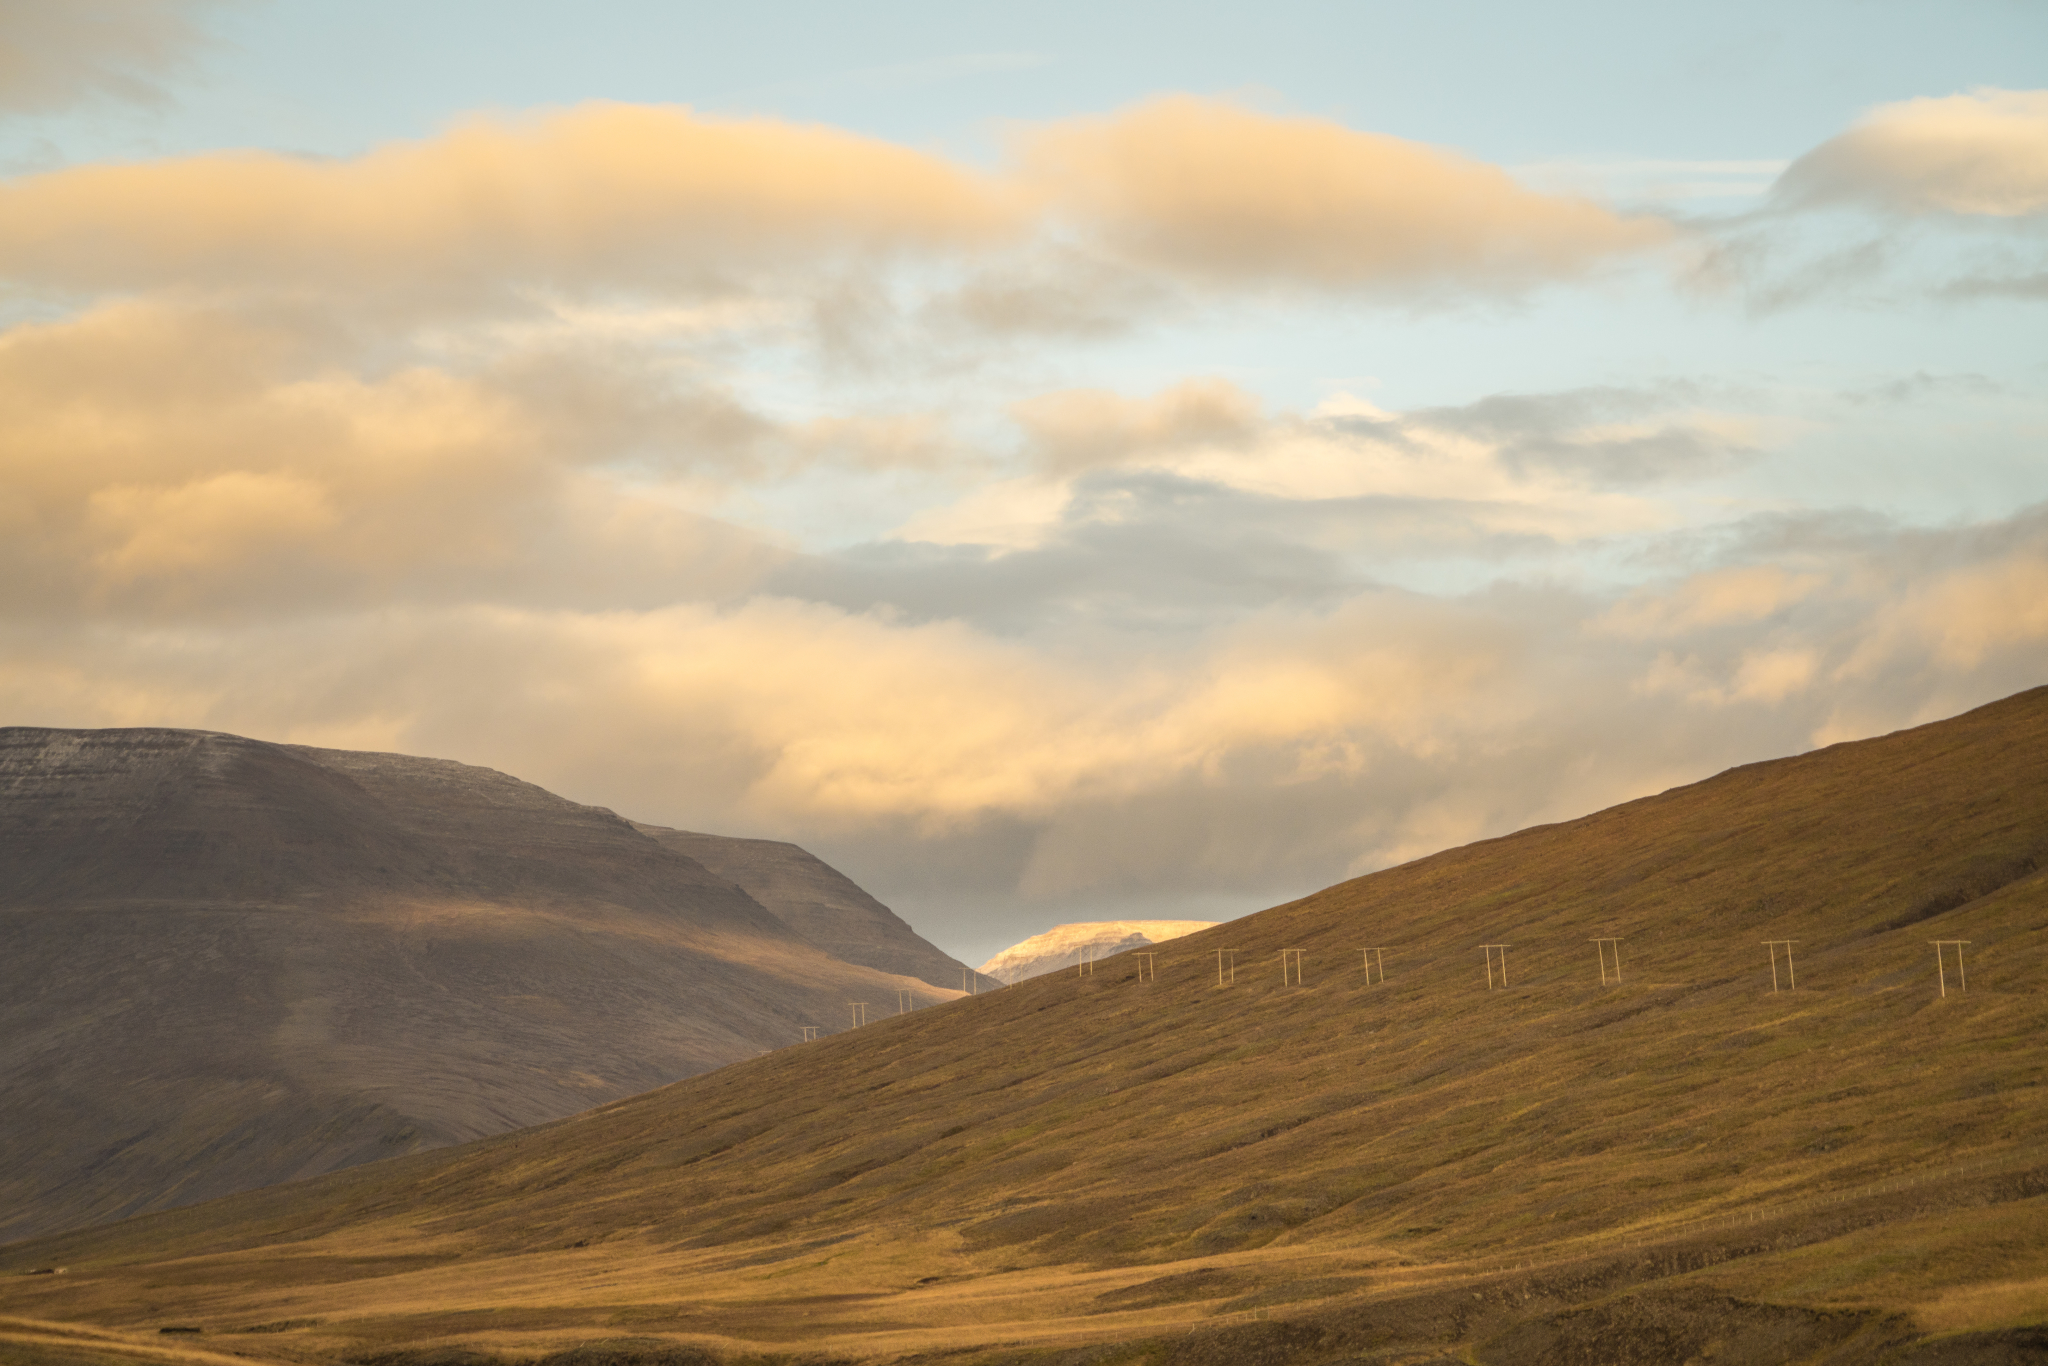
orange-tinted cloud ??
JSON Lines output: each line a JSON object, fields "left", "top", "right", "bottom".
{"left": 1774, "top": 88, "right": 2048, "bottom": 217}
{"left": 0, "top": 96, "right": 1672, "bottom": 312}
{"left": 0, "top": 101, "right": 1019, "bottom": 298}
{"left": 0, "top": 299, "right": 791, "bottom": 614}
{"left": 1020, "top": 96, "right": 1670, "bottom": 291}
{"left": 1012, "top": 378, "right": 1261, "bottom": 476}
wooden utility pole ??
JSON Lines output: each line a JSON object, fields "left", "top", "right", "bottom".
{"left": 1280, "top": 949, "right": 1306, "bottom": 985}
{"left": 1135, "top": 952, "right": 1157, "bottom": 982}
{"left": 1762, "top": 941, "right": 1796, "bottom": 992}
{"left": 1213, "top": 949, "right": 1237, "bottom": 986}
{"left": 1481, "top": 944, "right": 1511, "bottom": 989}
{"left": 1930, "top": 940, "right": 1970, "bottom": 997}
{"left": 1590, "top": 937, "right": 1623, "bottom": 985}
{"left": 800, "top": 1026, "right": 821, "bottom": 1042}
{"left": 848, "top": 1002, "right": 869, "bottom": 1027}
{"left": 1360, "top": 947, "right": 1389, "bottom": 984}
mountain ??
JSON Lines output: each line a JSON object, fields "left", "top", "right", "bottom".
{"left": 3, "top": 687, "right": 2046, "bottom": 1366}
{"left": 630, "top": 823, "right": 994, "bottom": 993}
{"left": 0, "top": 727, "right": 962, "bottom": 1244}
{"left": 978, "top": 918, "right": 1219, "bottom": 982}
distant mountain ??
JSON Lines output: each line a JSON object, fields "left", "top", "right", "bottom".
{"left": 632, "top": 824, "right": 995, "bottom": 993}
{"left": 979, "top": 918, "right": 1219, "bottom": 982}
{"left": 0, "top": 727, "right": 960, "bottom": 1243}
{"left": 7, "top": 688, "right": 2044, "bottom": 1365}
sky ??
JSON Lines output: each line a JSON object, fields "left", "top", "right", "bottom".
{"left": 2, "top": 0, "right": 2045, "bottom": 965}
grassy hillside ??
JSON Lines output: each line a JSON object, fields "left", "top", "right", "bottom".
{"left": 3, "top": 689, "right": 2045, "bottom": 1365}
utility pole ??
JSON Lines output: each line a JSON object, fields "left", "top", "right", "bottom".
{"left": 1930, "top": 940, "right": 1970, "bottom": 997}
{"left": 1590, "top": 937, "right": 1623, "bottom": 985}
{"left": 1481, "top": 944, "right": 1511, "bottom": 989}
{"left": 1135, "top": 952, "right": 1157, "bottom": 982}
{"left": 1213, "top": 949, "right": 1237, "bottom": 986}
{"left": 1280, "top": 949, "right": 1306, "bottom": 985}
{"left": 896, "top": 989, "right": 914, "bottom": 1014}
{"left": 1762, "top": 941, "right": 1796, "bottom": 993}
{"left": 848, "top": 1002, "right": 868, "bottom": 1027}
{"left": 800, "top": 1026, "right": 820, "bottom": 1042}
{"left": 1360, "top": 948, "right": 1388, "bottom": 984}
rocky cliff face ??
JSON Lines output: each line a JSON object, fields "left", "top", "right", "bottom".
{"left": 0, "top": 727, "right": 961, "bottom": 1243}
{"left": 977, "top": 919, "right": 1220, "bottom": 983}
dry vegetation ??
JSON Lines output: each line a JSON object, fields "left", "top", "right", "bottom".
{"left": 4, "top": 688, "right": 2047, "bottom": 1365}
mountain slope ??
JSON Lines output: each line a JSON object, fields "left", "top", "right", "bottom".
{"left": 631, "top": 823, "right": 993, "bottom": 992}
{"left": 3, "top": 688, "right": 2046, "bottom": 1365}
{"left": 0, "top": 728, "right": 958, "bottom": 1244}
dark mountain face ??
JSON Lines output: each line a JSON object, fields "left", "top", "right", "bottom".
{"left": 0, "top": 729, "right": 440, "bottom": 904}
{"left": 0, "top": 728, "right": 961, "bottom": 1243}
{"left": 632, "top": 823, "right": 995, "bottom": 992}
{"left": 3, "top": 688, "right": 2043, "bottom": 1366}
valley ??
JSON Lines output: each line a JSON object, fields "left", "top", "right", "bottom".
{"left": 3, "top": 688, "right": 2044, "bottom": 1363}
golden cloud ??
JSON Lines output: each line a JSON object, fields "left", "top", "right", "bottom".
{"left": 1011, "top": 377, "right": 1262, "bottom": 475}
{"left": 1595, "top": 566, "right": 1825, "bottom": 639}
{"left": 0, "top": 300, "right": 788, "bottom": 614}
{"left": 0, "top": 102, "right": 1019, "bottom": 297}
{"left": 1020, "top": 96, "right": 1671, "bottom": 290}
{"left": 0, "top": 96, "right": 1673, "bottom": 312}
{"left": 1775, "top": 88, "right": 2048, "bottom": 217}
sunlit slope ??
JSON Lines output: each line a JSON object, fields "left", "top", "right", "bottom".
{"left": 3, "top": 689, "right": 2045, "bottom": 1364}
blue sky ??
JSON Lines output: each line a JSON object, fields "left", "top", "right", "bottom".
{"left": 2, "top": 0, "right": 2044, "bottom": 962}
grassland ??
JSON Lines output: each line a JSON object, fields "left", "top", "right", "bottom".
{"left": 3, "top": 688, "right": 2046, "bottom": 1364}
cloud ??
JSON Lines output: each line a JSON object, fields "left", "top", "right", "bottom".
{"left": 1012, "top": 378, "right": 1262, "bottom": 476}
{"left": 0, "top": 0, "right": 225, "bottom": 113}
{"left": 0, "top": 101, "right": 1018, "bottom": 301}
{"left": 1774, "top": 88, "right": 2048, "bottom": 218}
{"left": 0, "top": 94, "right": 1680, "bottom": 349}
{"left": 1019, "top": 96, "right": 1671, "bottom": 293}
{"left": 889, "top": 379, "right": 1758, "bottom": 562}
{"left": 0, "top": 299, "right": 798, "bottom": 616}
{"left": 1596, "top": 566, "right": 1824, "bottom": 639}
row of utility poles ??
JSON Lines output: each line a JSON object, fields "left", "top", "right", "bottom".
{"left": 811, "top": 938, "right": 1974, "bottom": 1037}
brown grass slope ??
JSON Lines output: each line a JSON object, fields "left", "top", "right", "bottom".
{"left": 4, "top": 688, "right": 2047, "bottom": 1365}
{"left": 0, "top": 729, "right": 962, "bottom": 1244}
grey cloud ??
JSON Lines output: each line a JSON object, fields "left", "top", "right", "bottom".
{"left": 764, "top": 469, "right": 1580, "bottom": 638}
{"left": 766, "top": 472, "right": 1361, "bottom": 636}
{"left": 1940, "top": 270, "right": 2048, "bottom": 302}
{"left": 0, "top": 0, "right": 226, "bottom": 113}
{"left": 1835, "top": 370, "right": 2000, "bottom": 406}
{"left": 1407, "top": 384, "right": 1758, "bottom": 486}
